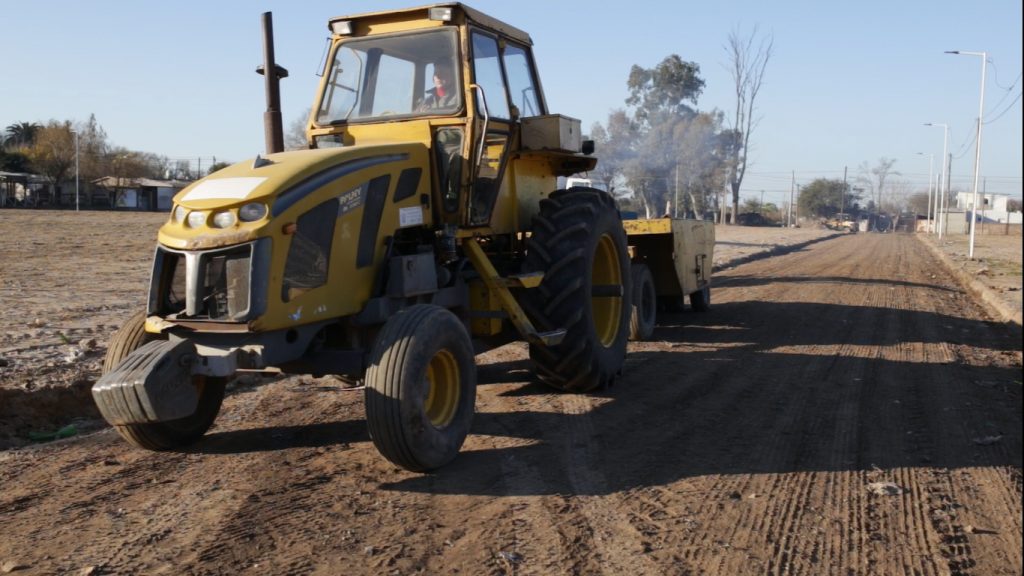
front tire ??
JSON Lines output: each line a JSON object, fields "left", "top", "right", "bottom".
{"left": 524, "top": 188, "right": 631, "bottom": 391}
{"left": 365, "top": 305, "right": 477, "bottom": 472}
{"left": 101, "top": 311, "right": 225, "bottom": 451}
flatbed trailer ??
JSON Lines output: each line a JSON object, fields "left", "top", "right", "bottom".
{"left": 622, "top": 218, "right": 715, "bottom": 339}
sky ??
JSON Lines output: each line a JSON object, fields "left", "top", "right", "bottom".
{"left": 2, "top": 0, "right": 1021, "bottom": 207}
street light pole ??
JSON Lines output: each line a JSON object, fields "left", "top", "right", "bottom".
{"left": 924, "top": 122, "right": 949, "bottom": 238}
{"left": 947, "top": 50, "right": 987, "bottom": 259}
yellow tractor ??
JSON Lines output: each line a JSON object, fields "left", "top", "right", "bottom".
{"left": 93, "top": 3, "right": 713, "bottom": 471}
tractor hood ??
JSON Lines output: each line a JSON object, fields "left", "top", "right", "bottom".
{"left": 159, "top": 144, "right": 426, "bottom": 251}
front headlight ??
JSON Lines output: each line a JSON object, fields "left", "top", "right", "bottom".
{"left": 239, "top": 202, "right": 267, "bottom": 222}
{"left": 173, "top": 205, "right": 187, "bottom": 223}
{"left": 212, "top": 210, "right": 237, "bottom": 229}
{"left": 187, "top": 211, "right": 207, "bottom": 228}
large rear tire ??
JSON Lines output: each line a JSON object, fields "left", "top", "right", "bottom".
{"left": 101, "top": 311, "right": 225, "bottom": 451}
{"left": 365, "top": 305, "right": 477, "bottom": 472}
{"left": 629, "top": 262, "right": 656, "bottom": 341}
{"left": 524, "top": 188, "right": 631, "bottom": 392}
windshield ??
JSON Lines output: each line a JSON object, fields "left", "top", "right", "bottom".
{"left": 316, "top": 29, "right": 461, "bottom": 125}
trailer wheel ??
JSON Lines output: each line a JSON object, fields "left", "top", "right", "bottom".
{"left": 629, "top": 262, "right": 656, "bottom": 341}
{"left": 365, "top": 304, "right": 476, "bottom": 472}
{"left": 525, "top": 188, "right": 631, "bottom": 391}
{"left": 101, "top": 311, "right": 225, "bottom": 451}
{"left": 690, "top": 285, "right": 711, "bottom": 312}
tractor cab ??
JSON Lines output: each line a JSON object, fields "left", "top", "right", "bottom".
{"left": 307, "top": 3, "right": 593, "bottom": 232}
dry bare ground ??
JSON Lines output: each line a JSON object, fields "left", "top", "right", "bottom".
{"left": 0, "top": 211, "right": 1021, "bottom": 576}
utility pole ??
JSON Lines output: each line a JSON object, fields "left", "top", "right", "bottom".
{"left": 760, "top": 190, "right": 764, "bottom": 214}
{"left": 788, "top": 171, "right": 795, "bottom": 227}
{"left": 795, "top": 183, "right": 801, "bottom": 224}
{"left": 841, "top": 165, "right": 847, "bottom": 216}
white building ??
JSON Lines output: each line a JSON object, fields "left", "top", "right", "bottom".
{"left": 954, "top": 191, "right": 1023, "bottom": 224}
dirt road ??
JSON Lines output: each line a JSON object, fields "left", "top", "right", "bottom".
{"left": 1, "top": 218, "right": 1021, "bottom": 575}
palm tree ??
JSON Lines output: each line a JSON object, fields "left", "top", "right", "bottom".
{"left": 4, "top": 122, "right": 42, "bottom": 149}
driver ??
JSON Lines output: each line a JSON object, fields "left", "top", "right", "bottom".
{"left": 420, "top": 62, "right": 458, "bottom": 110}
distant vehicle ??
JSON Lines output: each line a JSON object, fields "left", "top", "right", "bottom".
{"left": 825, "top": 213, "right": 857, "bottom": 232}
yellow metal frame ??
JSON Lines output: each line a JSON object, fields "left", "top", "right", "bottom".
{"left": 461, "top": 238, "right": 562, "bottom": 346}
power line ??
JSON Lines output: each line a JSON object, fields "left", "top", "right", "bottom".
{"left": 988, "top": 58, "right": 1020, "bottom": 91}
{"left": 984, "top": 90, "right": 1023, "bottom": 125}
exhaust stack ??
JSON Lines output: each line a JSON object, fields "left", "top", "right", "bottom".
{"left": 257, "top": 11, "right": 289, "bottom": 154}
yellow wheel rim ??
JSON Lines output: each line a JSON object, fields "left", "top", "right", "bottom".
{"left": 424, "top": 349, "right": 460, "bottom": 427}
{"left": 591, "top": 234, "right": 624, "bottom": 347}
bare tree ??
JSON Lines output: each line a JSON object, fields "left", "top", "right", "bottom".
{"left": 724, "top": 25, "right": 774, "bottom": 223}
{"left": 285, "top": 108, "right": 312, "bottom": 151}
{"left": 856, "top": 157, "right": 899, "bottom": 214}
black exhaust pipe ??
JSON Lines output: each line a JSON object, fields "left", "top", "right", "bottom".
{"left": 257, "top": 11, "right": 289, "bottom": 154}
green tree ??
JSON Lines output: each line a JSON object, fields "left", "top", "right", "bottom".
{"left": 24, "top": 121, "right": 76, "bottom": 205}
{"left": 671, "top": 110, "right": 730, "bottom": 218}
{"left": 0, "top": 149, "right": 30, "bottom": 172}
{"left": 592, "top": 54, "right": 735, "bottom": 219}
{"left": 622, "top": 56, "right": 707, "bottom": 218}
{"left": 798, "top": 178, "right": 859, "bottom": 218}
{"left": 625, "top": 55, "right": 704, "bottom": 128}
{"left": 590, "top": 110, "right": 637, "bottom": 197}
{"left": 207, "top": 161, "right": 232, "bottom": 175}
{"left": 3, "top": 121, "right": 42, "bottom": 149}
{"left": 74, "top": 114, "right": 110, "bottom": 201}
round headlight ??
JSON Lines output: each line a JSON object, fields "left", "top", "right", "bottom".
{"left": 173, "top": 205, "right": 187, "bottom": 223}
{"left": 187, "top": 211, "right": 207, "bottom": 228}
{"left": 212, "top": 211, "right": 237, "bottom": 229}
{"left": 239, "top": 202, "right": 267, "bottom": 222}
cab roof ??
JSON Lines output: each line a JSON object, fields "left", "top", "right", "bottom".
{"left": 327, "top": 2, "right": 533, "bottom": 46}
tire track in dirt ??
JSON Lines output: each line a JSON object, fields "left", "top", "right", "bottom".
{"left": 677, "top": 234, "right": 1017, "bottom": 575}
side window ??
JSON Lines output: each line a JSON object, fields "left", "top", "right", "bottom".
{"left": 282, "top": 199, "right": 337, "bottom": 302}
{"left": 470, "top": 32, "right": 510, "bottom": 120}
{"left": 502, "top": 43, "right": 541, "bottom": 117}
{"left": 317, "top": 46, "right": 364, "bottom": 123}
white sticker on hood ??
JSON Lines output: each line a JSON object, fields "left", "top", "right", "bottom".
{"left": 180, "top": 177, "right": 267, "bottom": 202}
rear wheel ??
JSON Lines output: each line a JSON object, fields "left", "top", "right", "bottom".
{"left": 365, "top": 305, "right": 476, "bottom": 472}
{"left": 524, "top": 188, "right": 631, "bottom": 391}
{"left": 101, "top": 311, "right": 225, "bottom": 451}
{"left": 629, "top": 262, "right": 656, "bottom": 341}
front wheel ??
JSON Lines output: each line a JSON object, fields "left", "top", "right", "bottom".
{"left": 364, "top": 305, "right": 477, "bottom": 472}
{"left": 101, "top": 311, "right": 225, "bottom": 451}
